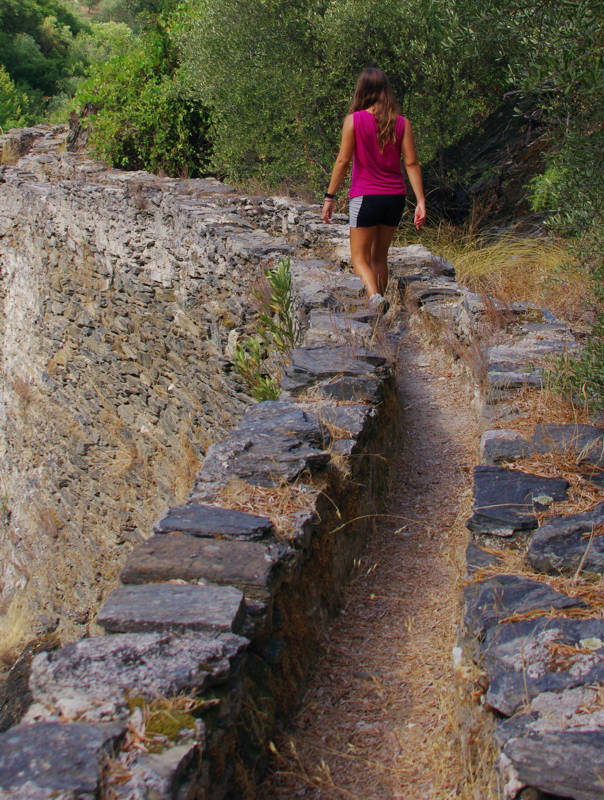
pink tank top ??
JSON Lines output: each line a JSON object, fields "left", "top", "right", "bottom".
{"left": 349, "top": 111, "right": 407, "bottom": 198}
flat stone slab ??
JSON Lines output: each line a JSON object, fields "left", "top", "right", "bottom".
{"left": 97, "top": 583, "right": 245, "bottom": 634}
{"left": 465, "top": 541, "right": 504, "bottom": 575}
{"left": 283, "top": 345, "right": 387, "bottom": 394}
{"left": 0, "top": 721, "right": 124, "bottom": 799}
{"left": 25, "top": 631, "right": 246, "bottom": 722}
{"left": 532, "top": 422, "right": 604, "bottom": 484}
{"left": 153, "top": 503, "right": 273, "bottom": 540}
{"left": 479, "top": 616, "right": 604, "bottom": 715}
{"left": 466, "top": 465, "right": 569, "bottom": 536}
{"left": 527, "top": 501, "right": 604, "bottom": 575}
{"left": 302, "top": 374, "right": 384, "bottom": 404}
{"left": 315, "top": 403, "right": 375, "bottom": 439}
{"left": 388, "top": 244, "right": 455, "bottom": 277}
{"left": 500, "top": 730, "right": 604, "bottom": 800}
{"left": 121, "top": 535, "right": 294, "bottom": 600}
{"left": 532, "top": 423, "right": 604, "bottom": 465}
{"left": 463, "top": 574, "right": 583, "bottom": 641}
{"left": 189, "top": 401, "right": 331, "bottom": 496}
{"left": 496, "top": 685, "right": 604, "bottom": 746}
{"left": 479, "top": 429, "right": 533, "bottom": 465}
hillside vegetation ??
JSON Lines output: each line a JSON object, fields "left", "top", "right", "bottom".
{"left": 1, "top": 0, "right": 602, "bottom": 401}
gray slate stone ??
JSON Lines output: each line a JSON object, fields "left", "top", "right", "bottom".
{"left": 527, "top": 502, "right": 604, "bottom": 575}
{"left": 315, "top": 403, "right": 375, "bottom": 439}
{"left": 480, "top": 617, "right": 604, "bottom": 716}
{"left": 495, "top": 685, "right": 604, "bottom": 746}
{"left": 0, "top": 721, "right": 124, "bottom": 799}
{"left": 501, "top": 731, "right": 604, "bottom": 800}
{"left": 532, "top": 423, "right": 604, "bottom": 465}
{"left": 302, "top": 374, "right": 384, "bottom": 404}
{"left": 532, "top": 422, "right": 604, "bottom": 485}
{"left": 465, "top": 541, "right": 503, "bottom": 575}
{"left": 26, "top": 631, "right": 246, "bottom": 722}
{"left": 466, "top": 465, "right": 569, "bottom": 536}
{"left": 189, "top": 401, "right": 331, "bottom": 496}
{"left": 463, "top": 574, "right": 583, "bottom": 641}
{"left": 97, "top": 583, "right": 245, "bottom": 634}
{"left": 283, "top": 345, "right": 387, "bottom": 393}
{"left": 479, "top": 429, "right": 533, "bottom": 465}
{"left": 110, "top": 743, "right": 202, "bottom": 800}
{"left": 153, "top": 503, "right": 273, "bottom": 540}
{"left": 121, "top": 535, "right": 295, "bottom": 600}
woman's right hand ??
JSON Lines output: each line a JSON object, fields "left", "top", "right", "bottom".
{"left": 322, "top": 197, "right": 334, "bottom": 223}
{"left": 414, "top": 200, "right": 426, "bottom": 230}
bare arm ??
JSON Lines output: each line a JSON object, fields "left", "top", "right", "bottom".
{"left": 322, "top": 114, "right": 355, "bottom": 223}
{"left": 402, "top": 120, "right": 426, "bottom": 230}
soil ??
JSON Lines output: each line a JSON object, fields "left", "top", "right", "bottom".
{"left": 258, "top": 324, "right": 480, "bottom": 799}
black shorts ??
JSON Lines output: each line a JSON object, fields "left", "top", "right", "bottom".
{"left": 349, "top": 194, "right": 406, "bottom": 228}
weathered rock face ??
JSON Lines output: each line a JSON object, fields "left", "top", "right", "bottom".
{"left": 0, "top": 126, "right": 295, "bottom": 650}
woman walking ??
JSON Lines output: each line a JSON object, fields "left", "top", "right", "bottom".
{"left": 322, "top": 68, "right": 426, "bottom": 310}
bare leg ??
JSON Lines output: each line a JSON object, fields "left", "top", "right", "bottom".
{"left": 370, "top": 224, "right": 397, "bottom": 295}
{"left": 350, "top": 226, "right": 379, "bottom": 297}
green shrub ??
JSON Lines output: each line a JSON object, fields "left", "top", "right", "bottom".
{"left": 232, "top": 257, "right": 299, "bottom": 401}
{"left": 74, "top": 29, "right": 211, "bottom": 176}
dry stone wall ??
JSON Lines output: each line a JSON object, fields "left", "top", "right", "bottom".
{"left": 0, "top": 128, "right": 402, "bottom": 798}
{"left": 0, "top": 125, "right": 297, "bottom": 652}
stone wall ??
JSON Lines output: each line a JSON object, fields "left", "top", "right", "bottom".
{"left": 0, "top": 128, "right": 402, "bottom": 797}
{"left": 0, "top": 126, "right": 295, "bottom": 652}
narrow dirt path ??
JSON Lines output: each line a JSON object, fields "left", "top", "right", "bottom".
{"left": 259, "top": 327, "right": 479, "bottom": 799}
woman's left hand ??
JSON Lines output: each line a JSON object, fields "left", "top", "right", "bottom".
{"left": 322, "top": 198, "right": 334, "bottom": 223}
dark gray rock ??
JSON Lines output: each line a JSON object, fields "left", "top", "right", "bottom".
{"left": 26, "top": 631, "right": 246, "bottom": 722}
{"left": 466, "top": 466, "right": 569, "bottom": 536}
{"left": 532, "top": 422, "right": 604, "bottom": 485}
{"left": 495, "top": 685, "right": 604, "bottom": 747}
{"left": 306, "top": 310, "right": 373, "bottom": 344}
{"left": 501, "top": 730, "right": 604, "bottom": 800}
{"left": 463, "top": 574, "right": 583, "bottom": 641}
{"left": 304, "top": 375, "right": 384, "bottom": 404}
{"left": 465, "top": 541, "right": 504, "bottom": 575}
{"left": 480, "top": 617, "right": 604, "bottom": 715}
{"left": 110, "top": 742, "right": 203, "bottom": 800}
{"left": 527, "top": 502, "right": 604, "bottom": 575}
{"left": 189, "top": 401, "right": 331, "bottom": 497}
{"left": 0, "top": 721, "right": 124, "bottom": 799}
{"left": 97, "top": 583, "right": 245, "bottom": 634}
{"left": 479, "top": 429, "right": 534, "bottom": 465}
{"left": 153, "top": 503, "right": 273, "bottom": 540}
{"left": 121, "top": 535, "right": 295, "bottom": 600}
{"left": 284, "top": 345, "right": 387, "bottom": 390}
{"left": 315, "top": 403, "right": 375, "bottom": 439}
{"left": 532, "top": 423, "right": 604, "bottom": 465}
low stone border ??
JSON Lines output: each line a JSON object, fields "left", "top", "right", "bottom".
{"left": 406, "top": 262, "right": 604, "bottom": 799}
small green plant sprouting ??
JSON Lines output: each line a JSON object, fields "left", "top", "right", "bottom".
{"left": 232, "top": 256, "right": 299, "bottom": 401}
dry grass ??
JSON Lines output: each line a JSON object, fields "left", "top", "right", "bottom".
{"left": 0, "top": 139, "right": 19, "bottom": 166}
{"left": 400, "top": 223, "right": 592, "bottom": 325}
{"left": 217, "top": 477, "right": 321, "bottom": 537}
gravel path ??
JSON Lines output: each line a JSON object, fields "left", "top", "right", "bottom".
{"left": 259, "top": 328, "right": 479, "bottom": 799}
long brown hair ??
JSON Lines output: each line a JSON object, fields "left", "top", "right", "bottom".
{"left": 349, "top": 68, "right": 400, "bottom": 151}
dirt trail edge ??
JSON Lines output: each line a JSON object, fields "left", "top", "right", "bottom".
{"left": 259, "top": 327, "right": 479, "bottom": 800}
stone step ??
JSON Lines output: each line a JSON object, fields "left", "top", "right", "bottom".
{"left": 97, "top": 583, "right": 245, "bottom": 634}
{"left": 25, "top": 631, "right": 247, "bottom": 723}
{"left": 0, "top": 721, "right": 125, "bottom": 799}
{"left": 121, "top": 535, "right": 294, "bottom": 601}
{"left": 466, "top": 465, "right": 569, "bottom": 537}
{"left": 153, "top": 503, "right": 273, "bottom": 540}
